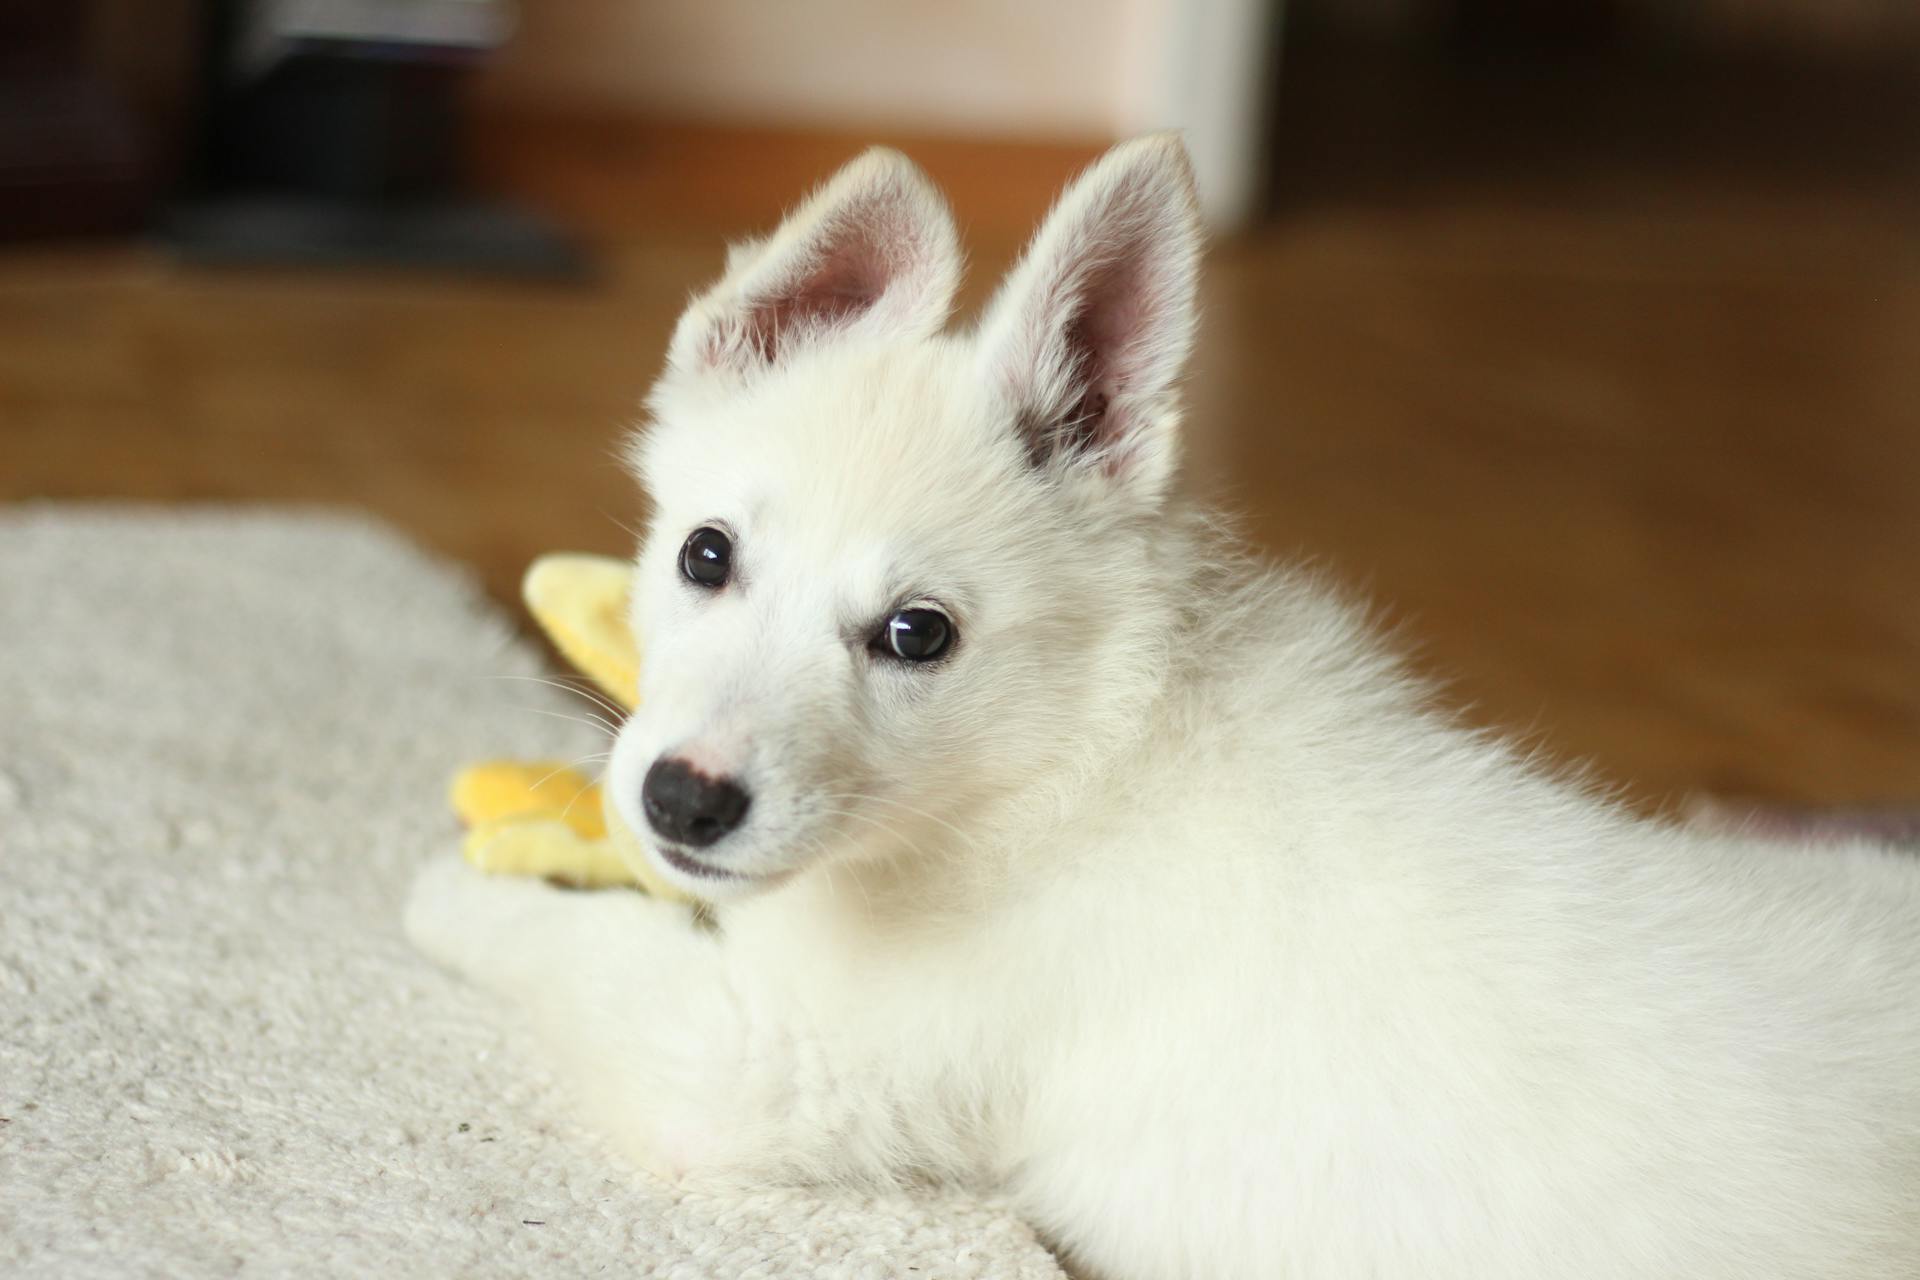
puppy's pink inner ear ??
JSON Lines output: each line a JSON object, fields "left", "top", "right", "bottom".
{"left": 727, "top": 187, "right": 947, "bottom": 368}
{"left": 1024, "top": 251, "right": 1157, "bottom": 469}
{"left": 980, "top": 137, "right": 1200, "bottom": 493}
{"left": 738, "top": 219, "right": 890, "bottom": 363}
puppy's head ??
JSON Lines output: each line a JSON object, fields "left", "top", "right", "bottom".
{"left": 608, "top": 136, "right": 1203, "bottom": 901}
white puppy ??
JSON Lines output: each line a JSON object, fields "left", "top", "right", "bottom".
{"left": 408, "top": 135, "right": 1920, "bottom": 1279}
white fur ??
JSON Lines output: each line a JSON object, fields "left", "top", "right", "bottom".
{"left": 408, "top": 135, "right": 1920, "bottom": 1278}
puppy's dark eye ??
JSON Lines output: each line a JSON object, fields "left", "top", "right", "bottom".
{"left": 879, "top": 608, "right": 953, "bottom": 663}
{"left": 681, "top": 527, "right": 732, "bottom": 588}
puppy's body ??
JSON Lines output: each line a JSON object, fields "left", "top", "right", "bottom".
{"left": 409, "top": 138, "right": 1920, "bottom": 1278}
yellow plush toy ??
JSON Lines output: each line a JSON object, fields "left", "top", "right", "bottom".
{"left": 448, "top": 554, "right": 690, "bottom": 903}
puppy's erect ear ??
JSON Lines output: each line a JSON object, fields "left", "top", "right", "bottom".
{"left": 975, "top": 134, "right": 1202, "bottom": 504}
{"left": 668, "top": 148, "right": 961, "bottom": 377}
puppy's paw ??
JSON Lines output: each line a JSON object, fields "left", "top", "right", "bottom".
{"left": 403, "top": 852, "right": 539, "bottom": 975}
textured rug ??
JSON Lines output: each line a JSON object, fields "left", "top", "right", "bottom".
{"left": 0, "top": 507, "right": 1062, "bottom": 1279}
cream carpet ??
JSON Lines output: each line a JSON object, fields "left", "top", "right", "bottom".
{"left": 0, "top": 507, "right": 1062, "bottom": 1279}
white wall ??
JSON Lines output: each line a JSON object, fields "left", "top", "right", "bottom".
{"left": 482, "top": 0, "right": 1277, "bottom": 229}
{"left": 485, "top": 0, "right": 1158, "bottom": 136}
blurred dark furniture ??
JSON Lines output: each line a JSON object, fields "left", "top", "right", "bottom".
{"left": 0, "top": 0, "right": 578, "bottom": 273}
{"left": 0, "top": 4, "right": 148, "bottom": 239}
{"left": 167, "top": 0, "right": 582, "bottom": 275}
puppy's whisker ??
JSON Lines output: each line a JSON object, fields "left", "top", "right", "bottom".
{"left": 817, "top": 792, "right": 981, "bottom": 856}
{"left": 807, "top": 834, "right": 841, "bottom": 903}
{"left": 545, "top": 678, "right": 631, "bottom": 724}
{"left": 801, "top": 829, "right": 871, "bottom": 914}
{"left": 491, "top": 674, "right": 629, "bottom": 724}
{"left": 506, "top": 687, "right": 625, "bottom": 736}
{"left": 813, "top": 805, "right": 937, "bottom": 868}
{"left": 599, "top": 508, "right": 649, "bottom": 547}
{"left": 556, "top": 763, "right": 613, "bottom": 824}
{"left": 490, "top": 678, "right": 629, "bottom": 735}
{"left": 511, "top": 704, "right": 622, "bottom": 739}
{"left": 528, "top": 752, "right": 613, "bottom": 795}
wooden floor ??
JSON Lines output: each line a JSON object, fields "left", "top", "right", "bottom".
{"left": 2, "top": 56, "right": 1915, "bottom": 813}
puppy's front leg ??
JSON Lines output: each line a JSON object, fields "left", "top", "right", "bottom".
{"left": 404, "top": 856, "right": 801, "bottom": 1183}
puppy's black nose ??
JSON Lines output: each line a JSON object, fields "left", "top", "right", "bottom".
{"left": 642, "top": 757, "right": 751, "bottom": 848}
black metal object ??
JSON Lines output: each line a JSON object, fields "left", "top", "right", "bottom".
{"left": 167, "top": 2, "right": 584, "bottom": 278}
